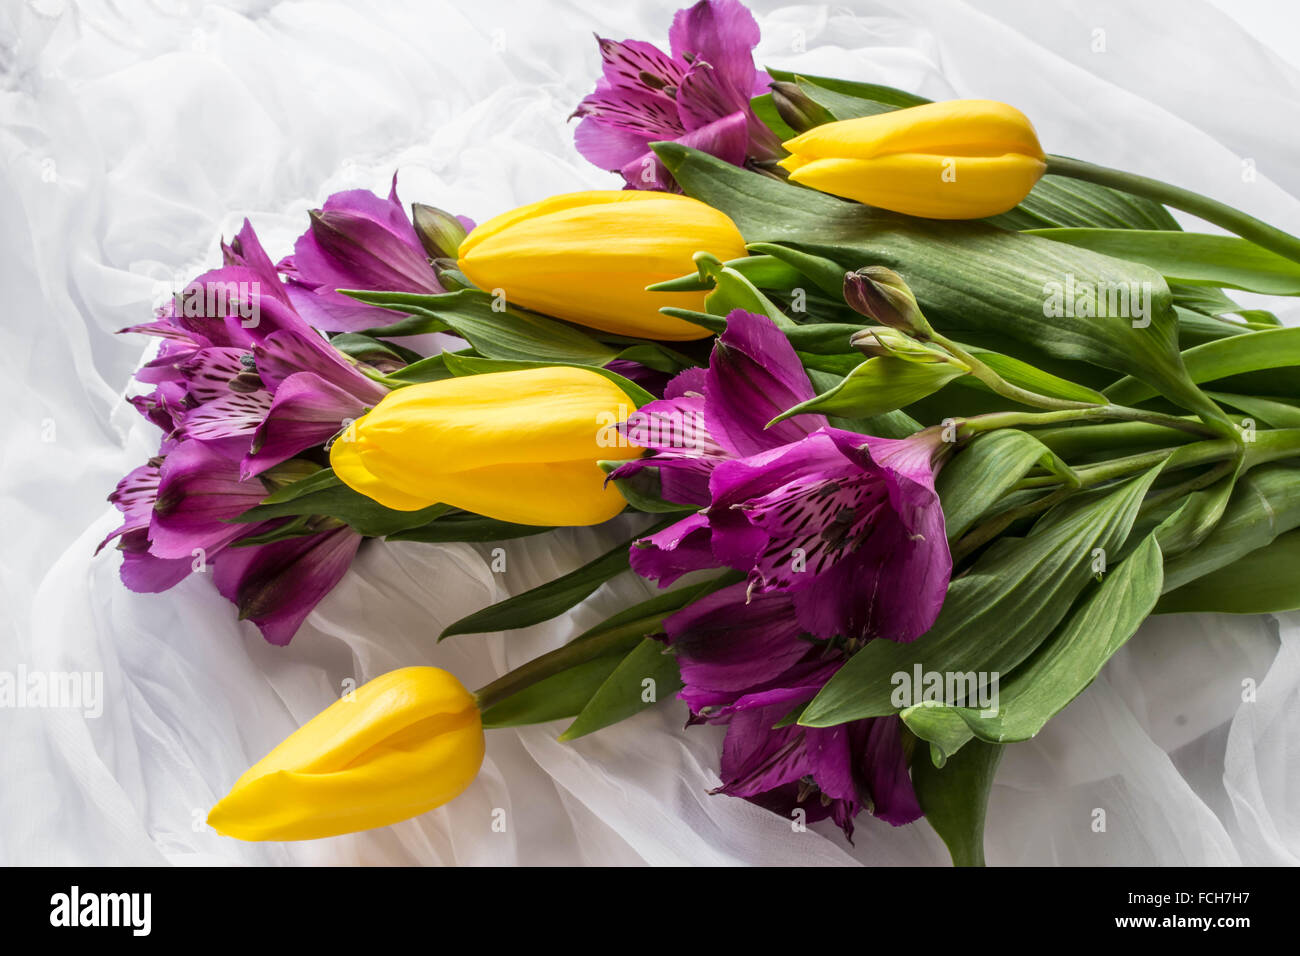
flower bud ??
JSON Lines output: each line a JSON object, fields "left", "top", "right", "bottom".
{"left": 207, "top": 667, "right": 484, "bottom": 841}
{"left": 412, "top": 203, "right": 472, "bottom": 261}
{"left": 779, "top": 99, "right": 1045, "bottom": 219}
{"left": 456, "top": 191, "right": 748, "bottom": 340}
{"left": 843, "top": 267, "right": 935, "bottom": 338}
{"left": 769, "top": 81, "right": 834, "bottom": 134}
{"left": 849, "top": 326, "right": 958, "bottom": 365}
{"left": 329, "top": 366, "right": 643, "bottom": 525}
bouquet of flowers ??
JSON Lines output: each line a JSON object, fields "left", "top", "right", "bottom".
{"left": 103, "top": 0, "right": 1300, "bottom": 862}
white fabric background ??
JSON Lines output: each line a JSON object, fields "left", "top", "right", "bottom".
{"left": 2, "top": 0, "right": 1298, "bottom": 865}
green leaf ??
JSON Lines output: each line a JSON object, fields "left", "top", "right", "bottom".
{"left": 800, "top": 468, "right": 1160, "bottom": 727}
{"left": 440, "top": 351, "right": 655, "bottom": 408}
{"left": 659, "top": 307, "right": 728, "bottom": 334}
{"left": 988, "top": 175, "right": 1181, "bottom": 231}
{"left": 911, "top": 739, "right": 1003, "bottom": 867}
{"left": 598, "top": 460, "right": 696, "bottom": 515}
{"left": 745, "top": 242, "right": 847, "bottom": 297}
{"left": 647, "top": 254, "right": 803, "bottom": 292}
{"left": 1206, "top": 392, "right": 1300, "bottom": 428}
{"left": 384, "top": 512, "right": 552, "bottom": 543}
{"left": 915, "top": 534, "right": 1164, "bottom": 746}
{"left": 653, "top": 145, "right": 1214, "bottom": 419}
{"left": 774, "top": 356, "right": 965, "bottom": 423}
{"left": 348, "top": 288, "right": 622, "bottom": 365}
{"left": 1026, "top": 229, "right": 1300, "bottom": 295}
{"left": 936, "top": 430, "right": 1065, "bottom": 540}
{"left": 1176, "top": 308, "right": 1251, "bottom": 348}
{"left": 328, "top": 332, "right": 425, "bottom": 367}
{"left": 381, "top": 351, "right": 458, "bottom": 384}
{"left": 256, "top": 466, "right": 341, "bottom": 505}
{"left": 438, "top": 519, "right": 673, "bottom": 638}
{"left": 228, "top": 514, "right": 322, "bottom": 548}
{"left": 1160, "top": 463, "right": 1300, "bottom": 593}
{"left": 558, "top": 637, "right": 682, "bottom": 741}
{"left": 1105, "top": 326, "right": 1300, "bottom": 405}
{"left": 480, "top": 653, "right": 627, "bottom": 728}
{"left": 967, "top": 348, "right": 1109, "bottom": 406}
{"left": 701, "top": 262, "right": 794, "bottom": 326}
{"left": 233, "top": 472, "right": 449, "bottom": 537}
{"left": 1171, "top": 283, "right": 1259, "bottom": 320}
{"left": 901, "top": 706, "right": 979, "bottom": 768}
{"left": 1156, "top": 527, "right": 1300, "bottom": 614}
{"left": 792, "top": 77, "right": 903, "bottom": 119}
{"left": 764, "top": 69, "right": 930, "bottom": 109}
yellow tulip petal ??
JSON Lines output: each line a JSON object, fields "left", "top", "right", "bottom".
{"left": 208, "top": 667, "right": 485, "bottom": 842}
{"left": 331, "top": 367, "right": 644, "bottom": 525}
{"left": 456, "top": 190, "right": 746, "bottom": 340}
{"left": 783, "top": 99, "right": 1044, "bottom": 162}
{"left": 474, "top": 271, "right": 715, "bottom": 339}
{"left": 330, "top": 420, "right": 440, "bottom": 512}
{"left": 457, "top": 189, "right": 668, "bottom": 258}
{"left": 788, "top": 152, "right": 1046, "bottom": 219}
{"left": 422, "top": 458, "right": 631, "bottom": 526}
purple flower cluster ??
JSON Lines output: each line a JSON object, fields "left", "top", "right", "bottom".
{"left": 572, "top": 0, "right": 782, "bottom": 190}
{"left": 613, "top": 311, "right": 953, "bottom": 836}
{"left": 100, "top": 179, "right": 463, "bottom": 644}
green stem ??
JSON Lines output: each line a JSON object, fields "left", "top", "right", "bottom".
{"left": 953, "top": 437, "right": 1240, "bottom": 562}
{"left": 1016, "top": 438, "right": 1238, "bottom": 489}
{"left": 1032, "top": 420, "right": 1197, "bottom": 458}
{"left": 960, "top": 404, "right": 1219, "bottom": 440}
{"left": 1046, "top": 154, "right": 1300, "bottom": 267}
{"left": 928, "top": 332, "right": 1094, "bottom": 411}
{"left": 950, "top": 488, "right": 1071, "bottom": 564}
{"left": 1139, "top": 460, "right": 1237, "bottom": 515}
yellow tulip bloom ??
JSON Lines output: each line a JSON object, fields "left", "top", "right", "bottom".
{"left": 780, "top": 99, "right": 1046, "bottom": 219}
{"left": 207, "top": 667, "right": 484, "bottom": 841}
{"left": 330, "top": 366, "right": 642, "bottom": 525}
{"left": 457, "top": 190, "right": 748, "bottom": 340}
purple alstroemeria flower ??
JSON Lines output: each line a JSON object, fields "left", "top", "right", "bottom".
{"left": 104, "top": 217, "right": 392, "bottom": 644}
{"left": 573, "top": 0, "right": 783, "bottom": 190}
{"left": 212, "top": 522, "right": 362, "bottom": 647}
{"left": 101, "top": 406, "right": 366, "bottom": 644}
{"left": 614, "top": 309, "right": 952, "bottom": 645}
{"left": 660, "top": 583, "right": 922, "bottom": 836}
{"left": 279, "top": 175, "right": 463, "bottom": 332}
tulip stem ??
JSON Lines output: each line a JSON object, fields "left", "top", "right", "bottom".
{"left": 1045, "top": 154, "right": 1300, "bottom": 266}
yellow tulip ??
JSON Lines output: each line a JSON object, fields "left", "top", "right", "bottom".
{"left": 330, "top": 365, "right": 642, "bottom": 525}
{"left": 780, "top": 99, "right": 1046, "bottom": 219}
{"left": 457, "top": 190, "right": 747, "bottom": 340}
{"left": 207, "top": 667, "right": 483, "bottom": 841}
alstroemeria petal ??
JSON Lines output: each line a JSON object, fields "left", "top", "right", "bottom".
{"left": 629, "top": 511, "right": 716, "bottom": 586}
{"left": 213, "top": 525, "right": 362, "bottom": 646}
{"left": 705, "top": 309, "right": 826, "bottom": 457}
{"left": 148, "top": 441, "right": 267, "bottom": 559}
{"left": 243, "top": 372, "right": 372, "bottom": 479}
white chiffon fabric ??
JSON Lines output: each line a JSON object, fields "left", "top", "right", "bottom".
{"left": 2, "top": 0, "right": 1298, "bottom": 866}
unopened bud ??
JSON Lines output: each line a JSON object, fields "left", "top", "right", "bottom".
{"left": 413, "top": 203, "right": 471, "bottom": 261}
{"left": 843, "top": 267, "right": 934, "bottom": 338}
{"left": 849, "top": 326, "right": 959, "bottom": 366}
{"left": 770, "top": 81, "right": 835, "bottom": 134}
